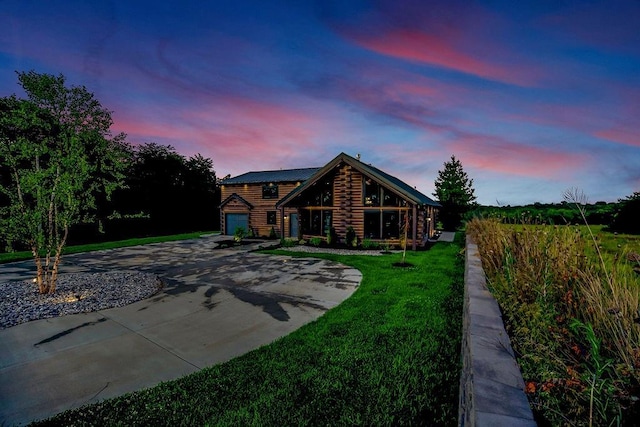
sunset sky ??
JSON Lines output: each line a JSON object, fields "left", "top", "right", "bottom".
{"left": 1, "top": 0, "right": 639, "bottom": 205}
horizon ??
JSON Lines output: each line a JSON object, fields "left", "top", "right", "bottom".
{"left": 1, "top": 1, "right": 639, "bottom": 205}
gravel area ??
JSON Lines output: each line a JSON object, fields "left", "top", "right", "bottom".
{"left": 1, "top": 271, "right": 162, "bottom": 329}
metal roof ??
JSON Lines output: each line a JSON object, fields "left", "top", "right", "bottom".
{"left": 221, "top": 167, "right": 321, "bottom": 185}
{"left": 277, "top": 153, "right": 441, "bottom": 208}
{"left": 360, "top": 161, "right": 441, "bottom": 207}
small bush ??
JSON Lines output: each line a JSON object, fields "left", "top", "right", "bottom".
{"left": 309, "top": 237, "right": 322, "bottom": 247}
{"left": 361, "top": 238, "right": 379, "bottom": 250}
{"left": 233, "top": 226, "right": 247, "bottom": 243}
{"left": 269, "top": 227, "right": 277, "bottom": 239}
{"left": 280, "top": 238, "right": 298, "bottom": 248}
{"left": 326, "top": 227, "right": 337, "bottom": 247}
{"left": 346, "top": 226, "right": 357, "bottom": 247}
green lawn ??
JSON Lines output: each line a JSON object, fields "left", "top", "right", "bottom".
{"left": 35, "top": 239, "right": 464, "bottom": 426}
{"left": 0, "top": 231, "right": 218, "bottom": 264}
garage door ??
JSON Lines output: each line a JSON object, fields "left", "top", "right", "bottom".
{"left": 225, "top": 213, "right": 249, "bottom": 235}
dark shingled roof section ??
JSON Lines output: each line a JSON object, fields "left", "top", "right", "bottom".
{"left": 277, "top": 153, "right": 440, "bottom": 208}
{"left": 221, "top": 167, "right": 321, "bottom": 185}
{"left": 359, "top": 161, "right": 440, "bottom": 207}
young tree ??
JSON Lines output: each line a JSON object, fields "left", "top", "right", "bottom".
{"left": 0, "top": 71, "right": 128, "bottom": 293}
{"left": 433, "top": 155, "right": 477, "bottom": 230}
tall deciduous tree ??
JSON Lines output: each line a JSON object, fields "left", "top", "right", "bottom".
{"left": 110, "top": 143, "right": 218, "bottom": 235}
{"left": 433, "top": 155, "right": 477, "bottom": 230}
{"left": 0, "top": 71, "right": 128, "bottom": 293}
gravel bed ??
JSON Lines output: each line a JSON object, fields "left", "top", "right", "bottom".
{"left": 1, "top": 271, "right": 162, "bottom": 329}
{"left": 278, "top": 245, "right": 400, "bottom": 256}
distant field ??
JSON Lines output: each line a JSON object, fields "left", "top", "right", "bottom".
{"left": 0, "top": 231, "right": 218, "bottom": 264}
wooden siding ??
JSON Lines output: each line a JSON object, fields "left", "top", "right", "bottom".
{"left": 220, "top": 182, "right": 300, "bottom": 237}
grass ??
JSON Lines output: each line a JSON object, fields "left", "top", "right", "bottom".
{"left": 467, "top": 218, "right": 640, "bottom": 426}
{"left": 34, "top": 238, "right": 464, "bottom": 426}
{"left": 0, "top": 231, "right": 217, "bottom": 264}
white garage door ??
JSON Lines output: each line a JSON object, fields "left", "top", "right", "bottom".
{"left": 225, "top": 213, "right": 249, "bottom": 235}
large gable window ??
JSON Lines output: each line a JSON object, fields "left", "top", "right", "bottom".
{"left": 298, "top": 179, "right": 333, "bottom": 207}
{"left": 364, "top": 177, "right": 404, "bottom": 207}
{"left": 262, "top": 183, "right": 279, "bottom": 199}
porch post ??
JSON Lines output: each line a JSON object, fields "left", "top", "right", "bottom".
{"left": 280, "top": 207, "right": 286, "bottom": 239}
{"left": 412, "top": 204, "right": 418, "bottom": 251}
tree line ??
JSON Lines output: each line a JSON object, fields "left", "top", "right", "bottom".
{"left": 75, "top": 142, "right": 219, "bottom": 245}
{"left": 469, "top": 194, "right": 639, "bottom": 233}
{"left": 432, "top": 156, "right": 639, "bottom": 234}
{"left": 0, "top": 71, "right": 218, "bottom": 292}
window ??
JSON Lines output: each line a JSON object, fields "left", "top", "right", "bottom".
{"left": 266, "top": 211, "right": 277, "bottom": 225}
{"left": 382, "top": 211, "right": 400, "bottom": 238}
{"left": 364, "top": 179, "right": 380, "bottom": 206}
{"left": 364, "top": 211, "right": 381, "bottom": 238}
{"left": 301, "top": 209, "right": 332, "bottom": 235}
{"left": 298, "top": 179, "right": 333, "bottom": 206}
{"left": 262, "top": 184, "right": 278, "bottom": 199}
{"left": 364, "top": 177, "right": 405, "bottom": 207}
{"left": 364, "top": 210, "right": 410, "bottom": 239}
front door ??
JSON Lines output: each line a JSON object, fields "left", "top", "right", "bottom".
{"left": 289, "top": 213, "right": 299, "bottom": 239}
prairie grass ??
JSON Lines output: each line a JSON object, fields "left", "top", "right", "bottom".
{"left": 467, "top": 218, "right": 640, "bottom": 425}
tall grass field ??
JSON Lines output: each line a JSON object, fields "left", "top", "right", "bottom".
{"left": 467, "top": 218, "right": 640, "bottom": 426}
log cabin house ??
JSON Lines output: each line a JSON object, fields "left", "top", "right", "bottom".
{"left": 219, "top": 152, "right": 440, "bottom": 249}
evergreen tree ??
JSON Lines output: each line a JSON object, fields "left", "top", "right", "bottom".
{"left": 433, "top": 155, "right": 477, "bottom": 229}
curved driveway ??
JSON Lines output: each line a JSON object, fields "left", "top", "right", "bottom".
{"left": 0, "top": 236, "right": 361, "bottom": 425}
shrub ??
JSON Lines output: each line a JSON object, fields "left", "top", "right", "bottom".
{"left": 361, "top": 238, "right": 379, "bottom": 250}
{"left": 233, "top": 226, "right": 247, "bottom": 243}
{"left": 269, "top": 227, "right": 277, "bottom": 239}
{"left": 309, "top": 237, "right": 322, "bottom": 247}
{"left": 326, "top": 227, "right": 337, "bottom": 247}
{"left": 346, "top": 226, "right": 357, "bottom": 247}
{"left": 280, "top": 238, "right": 298, "bottom": 248}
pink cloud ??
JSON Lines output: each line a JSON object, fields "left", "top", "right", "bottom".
{"left": 593, "top": 128, "right": 639, "bottom": 148}
{"left": 112, "top": 94, "right": 348, "bottom": 176}
{"left": 448, "top": 134, "right": 588, "bottom": 179}
{"left": 347, "top": 29, "right": 539, "bottom": 86}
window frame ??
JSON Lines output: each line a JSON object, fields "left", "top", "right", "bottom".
{"left": 266, "top": 211, "right": 277, "bottom": 225}
{"left": 262, "top": 183, "right": 279, "bottom": 199}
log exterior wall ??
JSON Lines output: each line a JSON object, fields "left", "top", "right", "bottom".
{"left": 220, "top": 182, "right": 300, "bottom": 238}
{"left": 290, "top": 163, "right": 437, "bottom": 246}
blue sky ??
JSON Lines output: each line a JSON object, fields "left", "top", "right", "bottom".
{"left": 1, "top": 0, "right": 639, "bottom": 205}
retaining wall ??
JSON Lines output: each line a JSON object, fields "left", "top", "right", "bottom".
{"left": 458, "top": 235, "right": 537, "bottom": 426}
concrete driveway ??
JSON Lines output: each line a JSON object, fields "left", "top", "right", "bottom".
{"left": 0, "top": 236, "right": 361, "bottom": 425}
